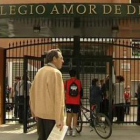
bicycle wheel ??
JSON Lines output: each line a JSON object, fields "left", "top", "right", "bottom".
{"left": 92, "top": 113, "right": 112, "bottom": 139}
{"left": 76, "top": 111, "right": 83, "bottom": 133}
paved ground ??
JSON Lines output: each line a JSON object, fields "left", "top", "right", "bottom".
{"left": 0, "top": 123, "right": 140, "bottom": 140}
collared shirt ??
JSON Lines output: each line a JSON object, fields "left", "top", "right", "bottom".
{"left": 46, "top": 63, "right": 57, "bottom": 69}
{"left": 114, "top": 82, "right": 125, "bottom": 104}
{"left": 16, "top": 80, "right": 31, "bottom": 96}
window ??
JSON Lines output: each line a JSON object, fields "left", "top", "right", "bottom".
{"left": 131, "top": 40, "right": 140, "bottom": 58}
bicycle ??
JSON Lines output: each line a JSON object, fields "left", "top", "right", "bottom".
{"left": 76, "top": 102, "right": 112, "bottom": 139}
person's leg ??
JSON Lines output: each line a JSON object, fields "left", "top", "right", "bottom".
{"left": 66, "top": 113, "right": 73, "bottom": 128}
{"left": 72, "top": 113, "right": 78, "bottom": 137}
{"left": 37, "top": 118, "right": 45, "bottom": 140}
{"left": 43, "top": 119, "right": 55, "bottom": 140}
{"left": 96, "top": 102, "right": 100, "bottom": 113}
{"left": 14, "top": 96, "right": 18, "bottom": 117}
{"left": 66, "top": 113, "right": 72, "bottom": 136}
{"left": 124, "top": 101, "right": 126, "bottom": 114}
{"left": 115, "top": 105, "right": 119, "bottom": 121}
{"left": 18, "top": 96, "right": 24, "bottom": 123}
{"left": 104, "top": 99, "right": 109, "bottom": 116}
{"left": 72, "top": 105, "right": 80, "bottom": 137}
{"left": 126, "top": 102, "right": 130, "bottom": 114}
{"left": 66, "top": 104, "right": 72, "bottom": 128}
{"left": 120, "top": 105, "right": 125, "bottom": 121}
{"left": 117, "top": 104, "right": 124, "bottom": 122}
{"left": 127, "top": 102, "right": 130, "bottom": 114}
{"left": 66, "top": 104, "right": 73, "bottom": 135}
{"left": 72, "top": 113, "right": 78, "bottom": 128}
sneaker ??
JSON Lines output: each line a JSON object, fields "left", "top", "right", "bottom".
{"left": 66, "top": 129, "right": 71, "bottom": 136}
{"left": 72, "top": 128, "right": 77, "bottom": 137}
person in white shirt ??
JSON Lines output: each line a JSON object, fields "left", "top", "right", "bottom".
{"left": 114, "top": 75, "right": 125, "bottom": 123}
{"left": 16, "top": 75, "right": 31, "bottom": 123}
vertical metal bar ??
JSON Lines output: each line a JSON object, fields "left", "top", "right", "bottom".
{"left": 109, "top": 59, "right": 113, "bottom": 122}
{"left": 34, "top": 39, "right": 36, "bottom": 57}
{"left": 19, "top": 42, "right": 21, "bottom": 81}
{"left": 3, "top": 49, "right": 6, "bottom": 124}
{"left": 30, "top": 40, "right": 32, "bottom": 56}
{"left": 41, "top": 55, "right": 45, "bottom": 67}
{"left": 118, "top": 39, "right": 121, "bottom": 119}
{"left": 122, "top": 40, "right": 125, "bottom": 123}
{"left": 130, "top": 41, "right": 134, "bottom": 123}
{"left": 23, "top": 56, "right": 28, "bottom": 133}
{"left": 43, "top": 38, "right": 45, "bottom": 53}
{"left": 37, "top": 39, "right": 39, "bottom": 57}
{"left": 73, "top": 36, "right": 80, "bottom": 79}
{"left": 133, "top": 41, "right": 136, "bottom": 123}
{"left": 41, "top": 39, "right": 43, "bottom": 56}
{"left": 138, "top": 42, "right": 140, "bottom": 124}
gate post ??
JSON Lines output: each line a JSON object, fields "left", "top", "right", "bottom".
{"left": 0, "top": 48, "right": 6, "bottom": 125}
{"left": 73, "top": 36, "right": 80, "bottom": 79}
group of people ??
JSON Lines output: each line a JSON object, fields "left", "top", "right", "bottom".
{"left": 10, "top": 75, "right": 31, "bottom": 123}
{"left": 92, "top": 75, "right": 131, "bottom": 122}
{"left": 98, "top": 75, "right": 140, "bottom": 124}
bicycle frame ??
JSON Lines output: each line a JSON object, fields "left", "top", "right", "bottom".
{"left": 80, "top": 104, "right": 97, "bottom": 124}
{"left": 77, "top": 100, "right": 112, "bottom": 139}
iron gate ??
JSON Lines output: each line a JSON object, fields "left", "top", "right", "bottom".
{"left": 4, "top": 37, "right": 140, "bottom": 133}
{"left": 23, "top": 56, "right": 44, "bottom": 133}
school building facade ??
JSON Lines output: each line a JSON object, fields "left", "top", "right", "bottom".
{"left": 0, "top": 0, "right": 140, "bottom": 132}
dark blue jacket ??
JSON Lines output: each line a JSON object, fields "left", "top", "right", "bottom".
{"left": 90, "top": 85, "right": 102, "bottom": 104}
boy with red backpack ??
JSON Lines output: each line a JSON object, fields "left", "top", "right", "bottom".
{"left": 64, "top": 69, "right": 82, "bottom": 137}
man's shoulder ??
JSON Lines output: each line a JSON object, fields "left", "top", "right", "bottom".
{"left": 53, "top": 68, "right": 62, "bottom": 75}
{"left": 39, "top": 66, "right": 61, "bottom": 74}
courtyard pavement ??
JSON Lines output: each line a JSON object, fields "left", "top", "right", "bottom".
{"left": 0, "top": 123, "right": 140, "bottom": 140}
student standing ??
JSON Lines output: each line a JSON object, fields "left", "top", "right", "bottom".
{"left": 65, "top": 69, "right": 82, "bottom": 137}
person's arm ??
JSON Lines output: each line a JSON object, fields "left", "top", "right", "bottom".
{"left": 54, "top": 71, "right": 65, "bottom": 130}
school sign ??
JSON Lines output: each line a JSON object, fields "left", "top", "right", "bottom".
{"left": 0, "top": 3, "right": 140, "bottom": 18}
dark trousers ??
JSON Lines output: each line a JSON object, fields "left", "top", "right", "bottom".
{"left": 115, "top": 103, "right": 124, "bottom": 122}
{"left": 18, "top": 96, "right": 24, "bottom": 123}
{"left": 125, "top": 101, "right": 130, "bottom": 114}
{"left": 101, "top": 99, "right": 109, "bottom": 116}
{"left": 37, "top": 118, "right": 55, "bottom": 140}
{"left": 14, "top": 96, "right": 18, "bottom": 117}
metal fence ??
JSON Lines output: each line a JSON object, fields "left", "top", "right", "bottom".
{"left": 4, "top": 37, "right": 140, "bottom": 132}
